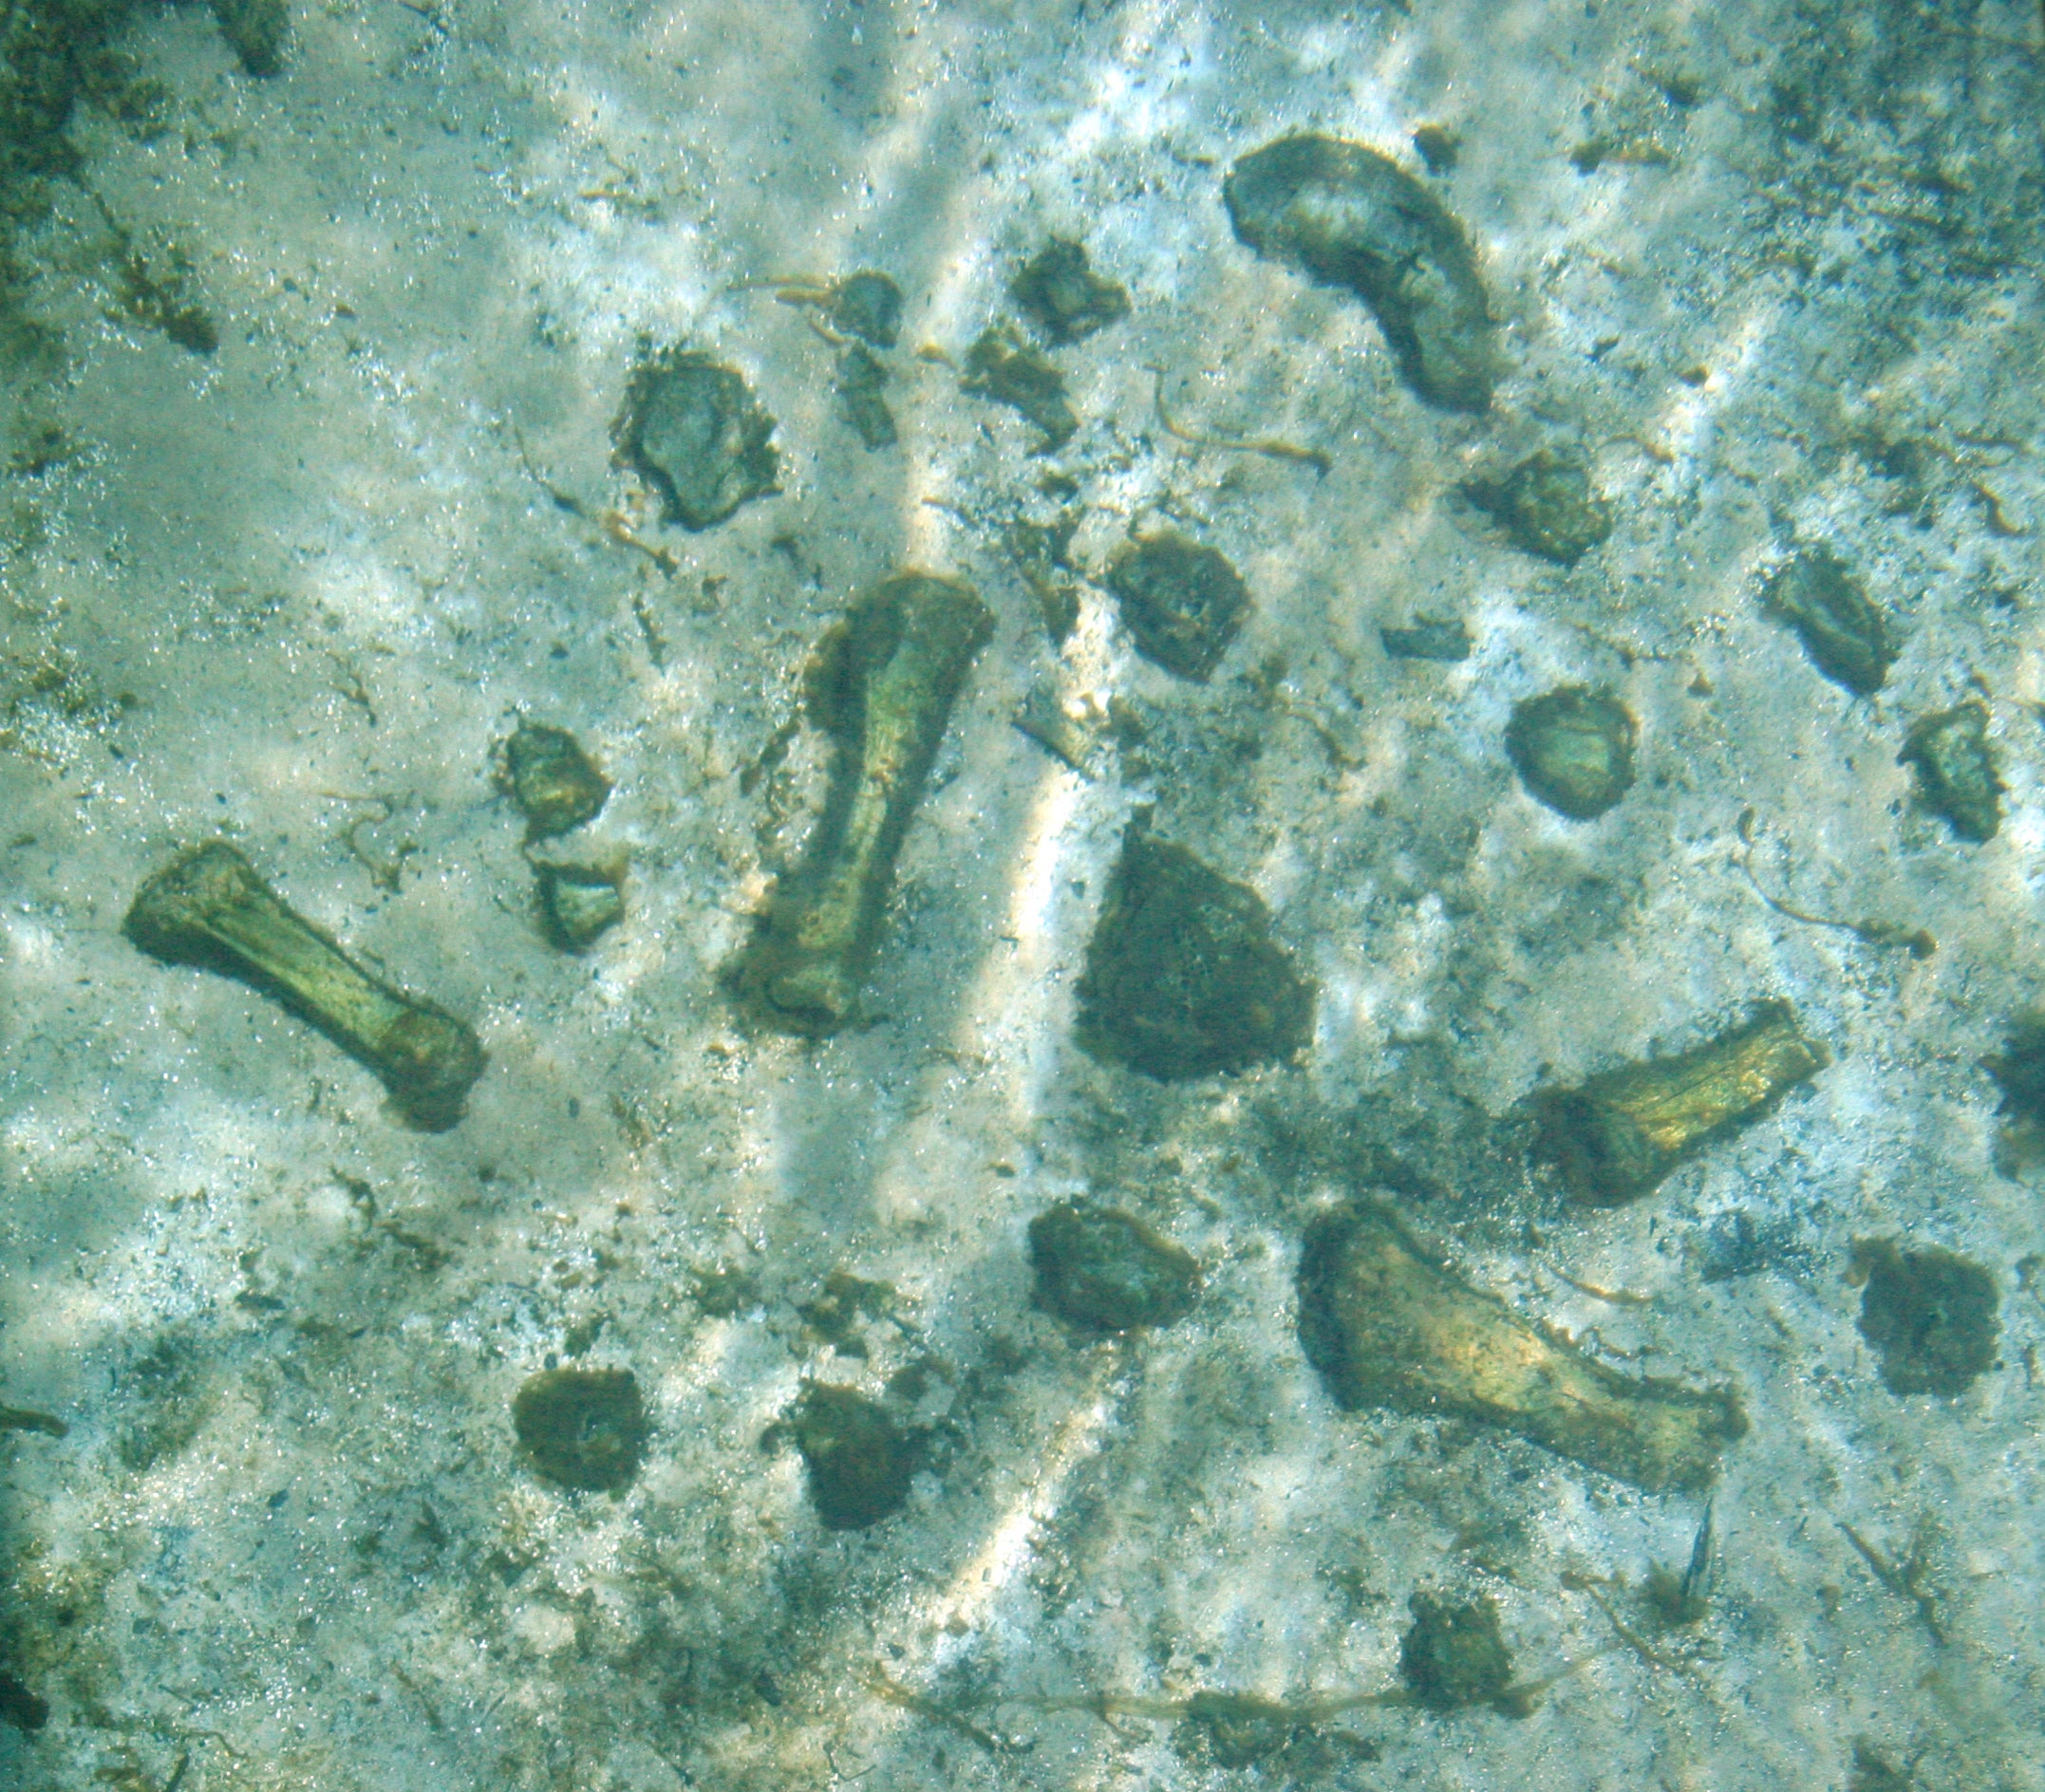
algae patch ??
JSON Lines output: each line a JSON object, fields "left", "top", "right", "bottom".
{"left": 1851, "top": 1240, "right": 1998, "bottom": 1397}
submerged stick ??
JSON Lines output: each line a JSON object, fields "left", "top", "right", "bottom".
{"left": 125, "top": 842, "right": 485, "bottom": 1130}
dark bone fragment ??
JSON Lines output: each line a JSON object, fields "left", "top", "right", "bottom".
{"left": 124, "top": 841, "right": 485, "bottom": 1130}
{"left": 1297, "top": 1201, "right": 1746, "bottom": 1494}
{"left": 1224, "top": 133, "right": 1500, "bottom": 412}
{"left": 735, "top": 573, "right": 993, "bottom": 1035}
{"left": 1537, "top": 1000, "right": 1828, "bottom": 1206}
{"left": 1899, "top": 700, "right": 2002, "bottom": 843}
{"left": 1760, "top": 547, "right": 1895, "bottom": 696}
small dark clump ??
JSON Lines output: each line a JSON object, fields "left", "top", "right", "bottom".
{"left": 210, "top": 0, "right": 289, "bottom": 76}
{"left": 500, "top": 720, "right": 610, "bottom": 840}
{"left": 1224, "top": 133, "right": 1499, "bottom": 412}
{"left": 617, "top": 349, "right": 779, "bottom": 530}
{"left": 1852, "top": 1240, "right": 1998, "bottom": 1398}
{"left": 535, "top": 863, "right": 624, "bottom": 952}
{"left": 1412, "top": 123, "right": 1460, "bottom": 173}
{"left": 1505, "top": 685, "right": 1637, "bottom": 820}
{"left": 1463, "top": 447, "right": 1614, "bottom": 567}
{"left": 788, "top": 1383, "right": 919, "bottom": 1530}
{"left": 1848, "top": 1741, "right": 1913, "bottom": 1792}
{"left": 1010, "top": 237, "right": 1130, "bottom": 345}
{"left": 1076, "top": 832, "right": 1316, "bottom": 1080}
{"left": 1398, "top": 1594, "right": 1529, "bottom": 1717}
{"left": 0, "top": 1670, "right": 48, "bottom": 1733}
{"left": 513, "top": 1367, "right": 649, "bottom": 1492}
{"left": 829, "top": 271, "right": 903, "bottom": 348}
{"left": 1104, "top": 531, "right": 1251, "bottom": 682}
{"left": 1898, "top": 700, "right": 2002, "bottom": 843}
{"left": 834, "top": 344, "right": 896, "bottom": 449}
{"left": 1761, "top": 547, "right": 1896, "bottom": 696}
{"left": 1380, "top": 616, "right": 1472, "bottom": 663}
{"left": 1986, "top": 1017, "right": 2045, "bottom": 1129}
{"left": 963, "top": 325, "right": 1077, "bottom": 451}
{"left": 1028, "top": 1202, "right": 1199, "bottom": 1332}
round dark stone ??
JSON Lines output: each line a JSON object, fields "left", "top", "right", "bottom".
{"left": 512, "top": 1368, "right": 648, "bottom": 1492}
{"left": 788, "top": 1384, "right": 917, "bottom": 1530}
{"left": 1028, "top": 1202, "right": 1198, "bottom": 1332}
{"left": 1504, "top": 685, "right": 1637, "bottom": 820}
{"left": 617, "top": 350, "right": 779, "bottom": 531}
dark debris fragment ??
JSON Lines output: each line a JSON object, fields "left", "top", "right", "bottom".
{"left": 1028, "top": 1201, "right": 1199, "bottom": 1332}
{"left": 1380, "top": 616, "right": 1473, "bottom": 663}
{"left": 1504, "top": 685, "right": 1637, "bottom": 821}
{"left": 1104, "top": 531, "right": 1251, "bottom": 682}
{"left": 513, "top": 1367, "right": 649, "bottom": 1492}
{"left": 963, "top": 325, "right": 1077, "bottom": 451}
{"left": 535, "top": 863, "right": 624, "bottom": 952}
{"left": 787, "top": 1383, "right": 920, "bottom": 1530}
{"left": 1462, "top": 447, "right": 1614, "bottom": 567}
{"left": 617, "top": 348, "right": 779, "bottom": 530}
{"left": 1761, "top": 547, "right": 1896, "bottom": 696}
{"left": 500, "top": 720, "right": 610, "bottom": 841}
{"left": 1899, "top": 700, "right": 2001, "bottom": 843}
{"left": 1852, "top": 1239, "right": 1998, "bottom": 1398}
{"left": 1399, "top": 1595, "right": 1529, "bottom": 1718}
{"left": 1225, "top": 133, "right": 1499, "bottom": 412}
{"left": 1076, "top": 832, "right": 1316, "bottom": 1081}
{"left": 1010, "top": 237, "right": 1130, "bottom": 345}
{"left": 834, "top": 343, "right": 897, "bottom": 449}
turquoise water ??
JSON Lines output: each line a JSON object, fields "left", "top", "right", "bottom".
{"left": 3, "top": 3, "right": 2045, "bottom": 1787}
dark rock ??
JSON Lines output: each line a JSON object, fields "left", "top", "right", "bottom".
{"left": 1028, "top": 1202, "right": 1199, "bottom": 1332}
{"left": 536, "top": 864, "right": 624, "bottom": 952}
{"left": 829, "top": 271, "right": 903, "bottom": 348}
{"left": 617, "top": 349, "right": 779, "bottom": 530}
{"left": 513, "top": 1368, "right": 648, "bottom": 1492}
{"left": 1504, "top": 685, "right": 1637, "bottom": 820}
{"left": 211, "top": 0, "right": 288, "bottom": 75}
{"left": 1412, "top": 123, "right": 1460, "bottom": 173}
{"left": 1899, "top": 700, "right": 2001, "bottom": 843}
{"left": 1986, "top": 1017, "right": 2045, "bottom": 1128}
{"left": 834, "top": 344, "right": 896, "bottom": 449}
{"left": 1463, "top": 448, "right": 1614, "bottom": 567}
{"left": 1076, "top": 833, "right": 1315, "bottom": 1080}
{"left": 788, "top": 1383, "right": 918, "bottom": 1529}
{"left": 1010, "top": 237, "right": 1130, "bottom": 345}
{"left": 0, "top": 1670, "right": 47, "bottom": 1732}
{"left": 1104, "top": 531, "right": 1251, "bottom": 681}
{"left": 963, "top": 325, "right": 1077, "bottom": 451}
{"left": 499, "top": 720, "right": 610, "bottom": 841}
{"left": 1761, "top": 548, "right": 1895, "bottom": 696}
{"left": 1380, "top": 616, "right": 1473, "bottom": 662}
{"left": 1399, "top": 1595, "right": 1529, "bottom": 1717}
{"left": 1224, "top": 133, "right": 1499, "bottom": 412}
{"left": 1853, "top": 1240, "right": 1998, "bottom": 1397}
